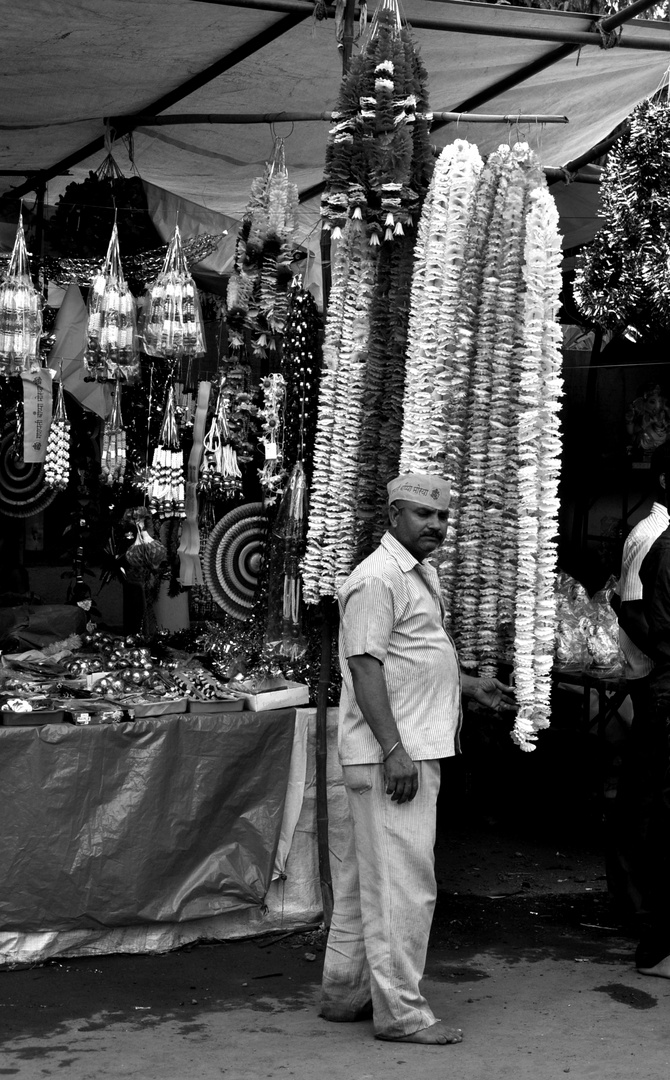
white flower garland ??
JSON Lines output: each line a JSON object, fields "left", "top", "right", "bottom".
{"left": 512, "top": 183, "right": 563, "bottom": 751}
{"left": 302, "top": 223, "right": 378, "bottom": 603}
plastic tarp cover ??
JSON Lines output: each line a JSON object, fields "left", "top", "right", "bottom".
{"left": 0, "top": 709, "right": 296, "bottom": 932}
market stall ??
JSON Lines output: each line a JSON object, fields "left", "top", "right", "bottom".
{"left": 0, "top": 0, "right": 668, "bottom": 963}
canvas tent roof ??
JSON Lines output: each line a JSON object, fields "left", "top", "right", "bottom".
{"left": 1, "top": 0, "right": 669, "bottom": 271}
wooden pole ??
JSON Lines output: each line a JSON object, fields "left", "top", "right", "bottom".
{"left": 107, "top": 111, "right": 570, "bottom": 126}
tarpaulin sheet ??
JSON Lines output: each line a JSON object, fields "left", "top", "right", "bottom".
{"left": 0, "top": 709, "right": 296, "bottom": 933}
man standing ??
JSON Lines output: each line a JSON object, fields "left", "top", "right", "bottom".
{"left": 610, "top": 443, "right": 670, "bottom": 917}
{"left": 320, "top": 473, "right": 515, "bottom": 1045}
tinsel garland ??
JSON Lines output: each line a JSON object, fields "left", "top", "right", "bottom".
{"left": 321, "top": 1, "right": 433, "bottom": 244}
{"left": 574, "top": 97, "right": 670, "bottom": 342}
{"left": 302, "top": 222, "right": 378, "bottom": 603}
{"left": 258, "top": 373, "right": 287, "bottom": 505}
{"left": 226, "top": 139, "right": 298, "bottom": 356}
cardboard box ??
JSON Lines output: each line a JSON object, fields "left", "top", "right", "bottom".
{"left": 240, "top": 682, "right": 310, "bottom": 712}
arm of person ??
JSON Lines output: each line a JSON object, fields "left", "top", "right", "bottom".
{"left": 347, "top": 653, "right": 418, "bottom": 804}
{"left": 618, "top": 598, "right": 651, "bottom": 656}
{"left": 460, "top": 672, "right": 517, "bottom": 712}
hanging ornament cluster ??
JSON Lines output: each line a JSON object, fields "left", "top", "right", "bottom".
{"left": 100, "top": 381, "right": 127, "bottom": 486}
{"left": 258, "top": 373, "right": 287, "bottom": 505}
{"left": 280, "top": 282, "right": 323, "bottom": 481}
{"left": 574, "top": 96, "right": 670, "bottom": 343}
{"left": 321, "top": 0, "right": 433, "bottom": 244}
{"left": 264, "top": 461, "right": 310, "bottom": 660}
{"left": 0, "top": 212, "right": 43, "bottom": 375}
{"left": 44, "top": 378, "right": 70, "bottom": 492}
{"left": 226, "top": 137, "right": 298, "bottom": 355}
{"left": 85, "top": 223, "right": 139, "bottom": 382}
{"left": 147, "top": 385, "right": 185, "bottom": 518}
{"left": 398, "top": 140, "right": 564, "bottom": 751}
{"left": 199, "top": 386, "right": 243, "bottom": 499}
{"left": 141, "top": 224, "right": 206, "bottom": 361}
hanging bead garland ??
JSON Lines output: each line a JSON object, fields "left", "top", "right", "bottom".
{"left": 0, "top": 211, "right": 43, "bottom": 376}
{"left": 100, "top": 380, "right": 127, "bottom": 486}
{"left": 85, "top": 222, "right": 139, "bottom": 382}
{"left": 141, "top": 224, "right": 206, "bottom": 361}
{"left": 44, "top": 378, "right": 70, "bottom": 492}
{"left": 147, "top": 385, "right": 185, "bottom": 519}
{"left": 258, "top": 373, "right": 287, "bottom": 505}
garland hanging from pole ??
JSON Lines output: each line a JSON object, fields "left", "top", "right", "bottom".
{"left": 574, "top": 96, "right": 670, "bottom": 343}
{"left": 321, "top": 0, "right": 433, "bottom": 245}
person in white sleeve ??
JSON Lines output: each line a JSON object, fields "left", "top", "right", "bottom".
{"left": 320, "top": 472, "right": 516, "bottom": 1046}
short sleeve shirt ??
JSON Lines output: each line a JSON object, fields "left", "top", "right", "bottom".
{"left": 619, "top": 502, "right": 669, "bottom": 679}
{"left": 337, "top": 531, "right": 462, "bottom": 765}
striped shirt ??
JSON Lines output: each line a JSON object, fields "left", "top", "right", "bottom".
{"left": 337, "top": 531, "right": 462, "bottom": 765}
{"left": 619, "top": 501, "right": 669, "bottom": 680}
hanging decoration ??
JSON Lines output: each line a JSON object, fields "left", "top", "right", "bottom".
{"left": 302, "top": 221, "right": 379, "bottom": 604}
{"left": 147, "top": 385, "right": 185, "bottom": 519}
{"left": 202, "top": 502, "right": 269, "bottom": 620}
{"left": 85, "top": 222, "right": 139, "bottom": 382}
{"left": 266, "top": 461, "right": 310, "bottom": 660}
{"left": 280, "top": 281, "right": 322, "bottom": 481}
{"left": 43, "top": 377, "right": 71, "bottom": 492}
{"left": 141, "top": 224, "right": 206, "bottom": 361}
{"left": 574, "top": 96, "right": 670, "bottom": 343}
{"left": 258, "top": 373, "right": 287, "bottom": 505}
{"left": 321, "top": 0, "right": 433, "bottom": 244}
{"left": 100, "top": 381, "right": 127, "bottom": 486}
{"left": 395, "top": 139, "right": 563, "bottom": 749}
{"left": 0, "top": 211, "right": 43, "bottom": 376}
{"left": 199, "top": 387, "right": 243, "bottom": 500}
{"left": 226, "top": 138, "right": 298, "bottom": 356}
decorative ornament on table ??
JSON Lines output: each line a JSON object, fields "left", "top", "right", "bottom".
{"left": 43, "top": 375, "right": 71, "bottom": 492}
{"left": 226, "top": 137, "right": 298, "bottom": 357}
{"left": 85, "top": 222, "right": 139, "bottom": 382}
{"left": 320, "top": 0, "right": 434, "bottom": 245}
{"left": 147, "top": 384, "right": 185, "bottom": 519}
{"left": 258, "top": 373, "right": 287, "bottom": 506}
{"left": 574, "top": 96, "right": 670, "bottom": 343}
{"left": 140, "top": 223, "right": 206, "bottom": 361}
{"left": 100, "top": 379, "right": 127, "bottom": 486}
{"left": 202, "top": 502, "right": 269, "bottom": 620}
{"left": 0, "top": 209, "right": 43, "bottom": 375}
{"left": 0, "top": 417, "right": 56, "bottom": 518}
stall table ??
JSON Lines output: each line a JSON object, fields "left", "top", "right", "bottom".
{"left": 0, "top": 707, "right": 346, "bottom": 968}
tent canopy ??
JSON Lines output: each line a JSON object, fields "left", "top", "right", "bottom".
{"left": 1, "top": 0, "right": 668, "bottom": 260}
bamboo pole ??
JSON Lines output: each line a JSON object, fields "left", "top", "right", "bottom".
{"left": 191, "top": 0, "right": 670, "bottom": 50}
{"left": 108, "top": 111, "right": 570, "bottom": 126}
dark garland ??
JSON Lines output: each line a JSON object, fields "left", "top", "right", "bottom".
{"left": 574, "top": 97, "right": 670, "bottom": 342}
{"left": 279, "top": 283, "right": 323, "bottom": 482}
{"left": 321, "top": 8, "right": 434, "bottom": 243}
{"left": 355, "top": 232, "right": 414, "bottom": 560}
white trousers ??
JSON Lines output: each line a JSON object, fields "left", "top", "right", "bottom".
{"left": 321, "top": 759, "right": 441, "bottom": 1038}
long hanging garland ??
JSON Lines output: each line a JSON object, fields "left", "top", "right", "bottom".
{"left": 0, "top": 211, "right": 43, "bottom": 376}
{"left": 574, "top": 96, "right": 670, "bottom": 343}
{"left": 44, "top": 377, "right": 70, "bottom": 492}
{"left": 396, "top": 139, "right": 563, "bottom": 748}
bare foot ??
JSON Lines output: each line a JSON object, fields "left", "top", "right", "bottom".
{"left": 377, "top": 1021, "right": 463, "bottom": 1045}
{"left": 637, "top": 953, "right": 670, "bottom": 979}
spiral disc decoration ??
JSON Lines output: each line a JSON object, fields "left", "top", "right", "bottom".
{"left": 0, "top": 425, "right": 57, "bottom": 518}
{"left": 202, "top": 502, "right": 269, "bottom": 620}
